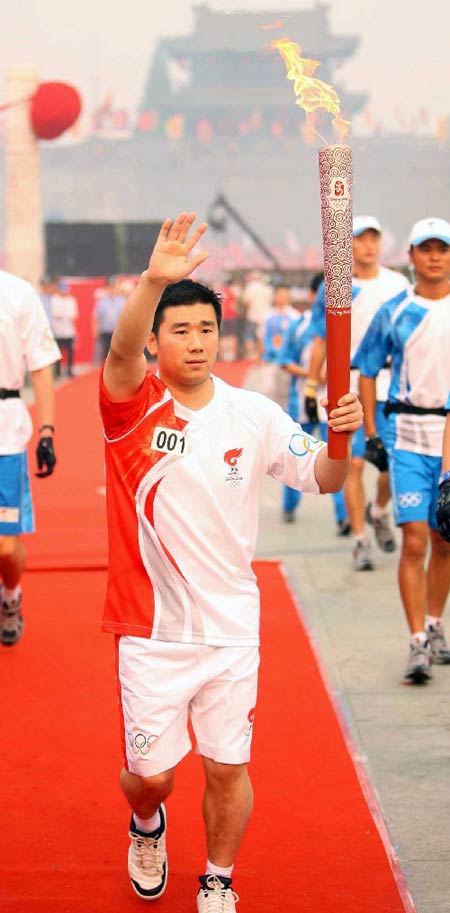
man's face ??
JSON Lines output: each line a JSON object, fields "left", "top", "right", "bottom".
{"left": 352, "top": 229, "right": 381, "bottom": 269}
{"left": 148, "top": 303, "right": 219, "bottom": 388}
{"left": 409, "top": 239, "right": 450, "bottom": 284}
{"left": 274, "top": 286, "right": 290, "bottom": 308}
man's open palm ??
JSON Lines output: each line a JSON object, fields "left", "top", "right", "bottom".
{"left": 148, "top": 212, "right": 209, "bottom": 285}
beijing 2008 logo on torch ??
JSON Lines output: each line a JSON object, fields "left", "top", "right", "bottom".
{"left": 328, "top": 176, "right": 350, "bottom": 208}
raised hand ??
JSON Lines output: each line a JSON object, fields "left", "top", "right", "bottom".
{"left": 148, "top": 212, "right": 209, "bottom": 286}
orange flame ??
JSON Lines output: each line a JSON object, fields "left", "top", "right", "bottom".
{"left": 272, "top": 38, "right": 350, "bottom": 145}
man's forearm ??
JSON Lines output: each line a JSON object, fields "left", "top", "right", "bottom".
{"left": 110, "top": 271, "right": 166, "bottom": 359}
{"left": 30, "top": 365, "right": 55, "bottom": 430}
{"left": 315, "top": 441, "right": 351, "bottom": 493}
{"left": 359, "top": 374, "right": 377, "bottom": 436}
{"left": 281, "top": 363, "right": 307, "bottom": 377}
{"left": 306, "top": 336, "right": 326, "bottom": 385}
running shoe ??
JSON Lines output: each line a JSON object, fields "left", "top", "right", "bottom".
{"left": 282, "top": 511, "right": 296, "bottom": 523}
{"left": 1, "top": 589, "right": 24, "bottom": 646}
{"left": 352, "top": 537, "right": 374, "bottom": 571}
{"left": 128, "top": 804, "right": 168, "bottom": 900}
{"left": 366, "top": 503, "right": 396, "bottom": 553}
{"left": 197, "top": 875, "right": 239, "bottom": 913}
{"left": 403, "top": 641, "right": 432, "bottom": 684}
{"left": 427, "top": 624, "right": 450, "bottom": 665}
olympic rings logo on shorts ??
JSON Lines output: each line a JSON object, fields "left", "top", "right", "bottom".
{"left": 127, "top": 732, "right": 159, "bottom": 756}
{"left": 396, "top": 491, "right": 423, "bottom": 509}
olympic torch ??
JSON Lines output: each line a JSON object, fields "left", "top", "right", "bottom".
{"left": 272, "top": 40, "right": 352, "bottom": 458}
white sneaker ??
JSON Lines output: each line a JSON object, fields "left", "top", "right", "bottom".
{"left": 427, "top": 623, "right": 450, "bottom": 665}
{"left": 197, "top": 875, "right": 239, "bottom": 912}
{"left": 404, "top": 641, "right": 432, "bottom": 684}
{"left": 128, "top": 804, "right": 168, "bottom": 900}
{"left": 352, "top": 537, "right": 374, "bottom": 571}
{"left": 366, "top": 503, "right": 396, "bottom": 553}
{"left": 1, "top": 588, "right": 24, "bottom": 646}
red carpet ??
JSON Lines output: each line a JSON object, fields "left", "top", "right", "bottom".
{"left": 0, "top": 364, "right": 415, "bottom": 912}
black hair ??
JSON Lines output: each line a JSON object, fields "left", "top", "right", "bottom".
{"left": 310, "top": 271, "right": 324, "bottom": 294}
{"left": 152, "top": 279, "right": 222, "bottom": 336}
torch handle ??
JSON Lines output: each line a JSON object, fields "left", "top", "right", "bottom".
{"left": 326, "top": 310, "right": 351, "bottom": 459}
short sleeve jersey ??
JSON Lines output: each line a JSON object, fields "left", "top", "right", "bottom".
{"left": 262, "top": 308, "right": 296, "bottom": 362}
{"left": 99, "top": 371, "right": 325, "bottom": 645}
{"left": 353, "top": 290, "right": 450, "bottom": 456}
{"left": 277, "top": 310, "right": 326, "bottom": 423}
{"left": 310, "top": 268, "right": 410, "bottom": 400}
{"left": 93, "top": 293, "right": 125, "bottom": 333}
{"left": 50, "top": 294, "right": 78, "bottom": 338}
{"left": 0, "top": 270, "right": 61, "bottom": 455}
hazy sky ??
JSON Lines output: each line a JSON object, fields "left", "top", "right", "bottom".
{"left": 2, "top": 0, "right": 450, "bottom": 133}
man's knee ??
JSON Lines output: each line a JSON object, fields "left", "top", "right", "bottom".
{"left": 349, "top": 456, "right": 364, "bottom": 477}
{"left": 203, "top": 758, "right": 248, "bottom": 789}
{"left": 121, "top": 766, "right": 175, "bottom": 798}
{"left": 401, "top": 523, "right": 428, "bottom": 560}
{"left": 0, "top": 536, "right": 18, "bottom": 559}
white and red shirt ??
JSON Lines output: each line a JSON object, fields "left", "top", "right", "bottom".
{"left": 50, "top": 293, "right": 78, "bottom": 338}
{"left": 100, "top": 371, "right": 324, "bottom": 646}
{"left": 0, "top": 270, "right": 61, "bottom": 455}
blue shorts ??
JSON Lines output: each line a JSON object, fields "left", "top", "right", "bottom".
{"left": 0, "top": 453, "right": 35, "bottom": 536}
{"left": 389, "top": 448, "right": 442, "bottom": 529}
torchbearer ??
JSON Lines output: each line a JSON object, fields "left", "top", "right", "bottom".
{"left": 99, "top": 212, "right": 363, "bottom": 910}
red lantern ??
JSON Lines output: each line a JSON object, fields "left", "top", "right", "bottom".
{"left": 31, "top": 82, "right": 82, "bottom": 140}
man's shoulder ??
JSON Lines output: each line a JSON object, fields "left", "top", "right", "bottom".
{"left": 214, "top": 375, "right": 281, "bottom": 422}
{"left": 0, "top": 270, "right": 36, "bottom": 300}
{"left": 379, "top": 266, "right": 410, "bottom": 294}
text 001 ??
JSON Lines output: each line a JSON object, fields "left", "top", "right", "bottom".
{"left": 151, "top": 426, "right": 186, "bottom": 456}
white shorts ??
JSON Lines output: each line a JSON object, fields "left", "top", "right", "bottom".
{"left": 116, "top": 637, "right": 260, "bottom": 777}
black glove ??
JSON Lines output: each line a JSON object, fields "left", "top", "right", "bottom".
{"left": 364, "top": 435, "right": 389, "bottom": 472}
{"left": 437, "top": 479, "right": 450, "bottom": 543}
{"left": 36, "top": 436, "right": 57, "bottom": 478}
{"left": 304, "top": 396, "right": 319, "bottom": 424}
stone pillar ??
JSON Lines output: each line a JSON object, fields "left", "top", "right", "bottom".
{"left": 4, "top": 65, "right": 43, "bottom": 286}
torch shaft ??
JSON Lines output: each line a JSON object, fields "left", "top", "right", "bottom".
{"left": 318, "top": 144, "right": 353, "bottom": 459}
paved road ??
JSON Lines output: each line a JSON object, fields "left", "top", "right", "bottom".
{"left": 250, "top": 365, "right": 450, "bottom": 913}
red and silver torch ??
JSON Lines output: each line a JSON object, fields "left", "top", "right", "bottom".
{"left": 272, "top": 39, "right": 352, "bottom": 458}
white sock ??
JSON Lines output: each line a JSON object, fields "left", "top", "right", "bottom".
{"left": 411, "top": 631, "right": 427, "bottom": 645}
{"left": 2, "top": 585, "right": 21, "bottom": 605}
{"left": 426, "top": 615, "right": 442, "bottom": 629}
{"left": 205, "top": 860, "right": 234, "bottom": 880}
{"left": 133, "top": 809, "right": 161, "bottom": 834}
{"left": 353, "top": 532, "right": 366, "bottom": 543}
{"left": 371, "top": 502, "right": 387, "bottom": 520}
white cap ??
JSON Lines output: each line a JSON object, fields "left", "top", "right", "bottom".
{"left": 408, "top": 217, "right": 450, "bottom": 247}
{"left": 352, "top": 215, "right": 382, "bottom": 237}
